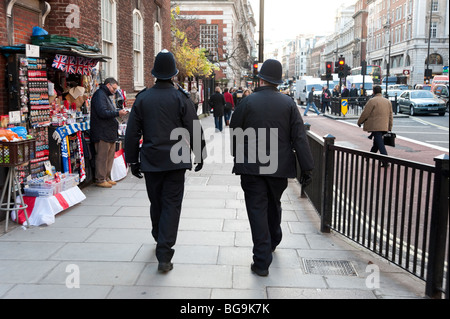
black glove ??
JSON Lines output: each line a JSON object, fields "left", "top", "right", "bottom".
{"left": 300, "top": 170, "right": 313, "bottom": 187}
{"left": 194, "top": 163, "right": 203, "bottom": 172}
{"left": 130, "top": 163, "right": 143, "bottom": 179}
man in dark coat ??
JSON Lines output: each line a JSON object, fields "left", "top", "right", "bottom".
{"left": 230, "top": 59, "right": 314, "bottom": 276}
{"left": 209, "top": 87, "right": 225, "bottom": 132}
{"left": 90, "top": 78, "right": 128, "bottom": 188}
{"left": 125, "top": 50, "right": 207, "bottom": 272}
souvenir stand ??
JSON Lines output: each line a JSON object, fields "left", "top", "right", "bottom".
{"left": 0, "top": 34, "right": 111, "bottom": 227}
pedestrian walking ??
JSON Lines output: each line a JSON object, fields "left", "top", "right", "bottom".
{"left": 223, "top": 88, "right": 234, "bottom": 126}
{"left": 332, "top": 85, "right": 340, "bottom": 97}
{"left": 357, "top": 85, "right": 393, "bottom": 167}
{"left": 341, "top": 84, "right": 349, "bottom": 97}
{"left": 125, "top": 49, "right": 207, "bottom": 272}
{"left": 233, "top": 86, "right": 244, "bottom": 106}
{"left": 230, "top": 59, "right": 314, "bottom": 276}
{"left": 321, "top": 86, "right": 331, "bottom": 113}
{"left": 303, "top": 87, "right": 321, "bottom": 116}
{"left": 90, "top": 78, "right": 129, "bottom": 188}
{"left": 190, "top": 84, "right": 200, "bottom": 114}
{"left": 349, "top": 84, "right": 358, "bottom": 98}
{"left": 209, "top": 86, "right": 226, "bottom": 132}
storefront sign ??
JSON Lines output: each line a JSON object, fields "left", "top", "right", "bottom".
{"left": 26, "top": 44, "right": 40, "bottom": 58}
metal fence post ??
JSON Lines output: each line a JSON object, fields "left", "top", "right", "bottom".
{"left": 320, "top": 134, "right": 336, "bottom": 233}
{"left": 299, "top": 122, "right": 311, "bottom": 198}
{"left": 426, "top": 154, "right": 449, "bottom": 299}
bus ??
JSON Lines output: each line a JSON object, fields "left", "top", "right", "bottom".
{"left": 351, "top": 65, "right": 382, "bottom": 85}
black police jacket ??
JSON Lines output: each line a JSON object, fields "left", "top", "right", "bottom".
{"left": 90, "top": 84, "right": 120, "bottom": 143}
{"left": 125, "top": 80, "right": 206, "bottom": 172}
{"left": 230, "top": 85, "right": 314, "bottom": 178}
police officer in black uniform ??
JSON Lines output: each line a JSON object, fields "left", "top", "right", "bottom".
{"left": 125, "top": 50, "right": 207, "bottom": 272}
{"left": 230, "top": 59, "right": 314, "bottom": 276}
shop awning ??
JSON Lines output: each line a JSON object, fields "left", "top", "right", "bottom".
{"left": 0, "top": 42, "right": 110, "bottom": 61}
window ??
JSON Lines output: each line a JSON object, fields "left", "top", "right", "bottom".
{"left": 431, "top": 0, "right": 439, "bottom": 11}
{"left": 133, "top": 10, "right": 144, "bottom": 88}
{"left": 431, "top": 22, "right": 437, "bottom": 38}
{"left": 200, "top": 24, "right": 219, "bottom": 61}
{"left": 101, "top": 0, "right": 117, "bottom": 79}
{"left": 426, "top": 53, "right": 443, "bottom": 65}
{"left": 154, "top": 22, "right": 162, "bottom": 57}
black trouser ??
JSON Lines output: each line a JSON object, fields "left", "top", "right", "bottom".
{"left": 370, "top": 131, "right": 388, "bottom": 155}
{"left": 144, "top": 169, "right": 186, "bottom": 263}
{"left": 240, "top": 174, "right": 288, "bottom": 270}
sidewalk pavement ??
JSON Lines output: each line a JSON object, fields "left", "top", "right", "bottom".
{"left": 0, "top": 114, "right": 426, "bottom": 300}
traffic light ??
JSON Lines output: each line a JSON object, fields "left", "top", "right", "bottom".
{"left": 344, "top": 64, "right": 351, "bottom": 77}
{"left": 253, "top": 62, "right": 259, "bottom": 76}
{"left": 338, "top": 57, "right": 345, "bottom": 78}
{"left": 361, "top": 60, "right": 367, "bottom": 76}
{"left": 326, "top": 61, "right": 333, "bottom": 75}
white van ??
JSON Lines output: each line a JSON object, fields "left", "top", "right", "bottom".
{"left": 346, "top": 75, "right": 373, "bottom": 96}
{"left": 295, "top": 77, "right": 323, "bottom": 104}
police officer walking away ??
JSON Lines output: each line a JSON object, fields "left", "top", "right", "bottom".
{"left": 230, "top": 59, "right": 314, "bottom": 276}
{"left": 125, "top": 50, "right": 207, "bottom": 272}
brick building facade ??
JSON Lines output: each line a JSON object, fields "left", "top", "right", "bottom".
{"left": 0, "top": 0, "right": 172, "bottom": 115}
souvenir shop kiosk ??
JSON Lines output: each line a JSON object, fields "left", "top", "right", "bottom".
{"left": 0, "top": 34, "right": 126, "bottom": 230}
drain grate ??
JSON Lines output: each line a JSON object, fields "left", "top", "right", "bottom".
{"left": 302, "top": 259, "right": 358, "bottom": 276}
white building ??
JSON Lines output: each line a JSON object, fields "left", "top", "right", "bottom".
{"left": 322, "top": 3, "right": 357, "bottom": 68}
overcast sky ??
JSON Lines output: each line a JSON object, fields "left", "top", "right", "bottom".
{"left": 248, "top": 0, "right": 357, "bottom": 42}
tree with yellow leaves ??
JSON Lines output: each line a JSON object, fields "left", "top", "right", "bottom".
{"left": 171, "top": 7, "right": 218, "bottom": 80}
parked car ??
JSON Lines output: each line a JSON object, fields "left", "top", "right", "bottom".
{"left": 414, "top": 83, "right": 432, "bottom": 90}
{"left": 397, "top": 90, "right": 447, "bottom": 116}
{"left": 431, "top": 84, "right": 449, "bottom": 112}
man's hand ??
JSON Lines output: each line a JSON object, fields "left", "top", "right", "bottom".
{"left": 194, "top": 163, "right": 203, "bottom": 172}
{"left": 300, "top": 170, "right": 313, "bottom": 187}
{"left": 119, "top": 109, "right": 129, "bottom": 117}
{"left": 130, "top": 163, "right": 143, "bottom": 179}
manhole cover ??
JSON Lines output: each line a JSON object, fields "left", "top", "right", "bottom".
{"left": 302, "top": 259, "right": 358, "bottom": 276}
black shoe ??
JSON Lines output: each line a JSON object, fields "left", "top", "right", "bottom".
{"left": 251, "top": 263, "right": 269, "bottom": 276}
{"left": 158, "top": 262, "right": 173, "bottom": 273}
{"left": 380, "top": 162, "right": 390, "bottom": 168}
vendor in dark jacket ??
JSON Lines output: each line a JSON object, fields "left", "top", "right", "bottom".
{"left": 90, "top": 78, "right": 128, "bottom": 188}
{"left": 230, "top": 59, "right": 314, "bottom": 276}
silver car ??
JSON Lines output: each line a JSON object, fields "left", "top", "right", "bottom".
{"left": 397, "top": 90, "right": 447, "bottom": 116}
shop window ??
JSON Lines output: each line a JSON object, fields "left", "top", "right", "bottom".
{"left": 101, "top": 0, "right": 117, "bottom": 79}
{"left": 425, "top": 53, "right": 443, "bottom": 65}
{"left": 133, "top": 10, "right": 144, "bottom": 88}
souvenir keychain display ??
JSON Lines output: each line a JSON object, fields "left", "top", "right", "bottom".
{"left": 27, "top": 58, "right": 51, "bottom": 127}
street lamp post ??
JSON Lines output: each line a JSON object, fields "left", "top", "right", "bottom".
{"left": 259, "top": 0, "right": 264, "bottom": 62}
{"left": 386, "top": 39, "right": 391, "bottom": 95}
{"left": 425, "top": 0, "right": 433, "bottom": 81}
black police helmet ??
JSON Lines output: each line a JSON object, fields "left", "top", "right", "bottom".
{"left": 257, "top": 59, "right": 284, "bottom": 85}
{"left": 151, "top": 49, "right": 179, "bottom": 80}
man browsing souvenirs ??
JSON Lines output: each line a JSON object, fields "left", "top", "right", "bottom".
{"left": 90, "top": 78, "right": 129, "bottom": 188}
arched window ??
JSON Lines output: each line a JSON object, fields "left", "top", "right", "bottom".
{"left": 133, "top": 10, "right": 144, "bottom": 88}
{"left": 405, "top": 55, "right": 411, "bottom": 67}
{"left": 425, "top": 53, "right": 443, "bottom": 65}
{"left": 101, "top": 0, "right": 117, "bottom": 79}
{"left": 154, "top": 22, "right": 162, "bottom": 57}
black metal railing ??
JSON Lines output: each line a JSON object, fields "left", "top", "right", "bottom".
{"left": 301, "top": 126, "right": 449, "bottom": 299}
{"left": 311, "top": 96, "right": 399, "bottom": 117}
